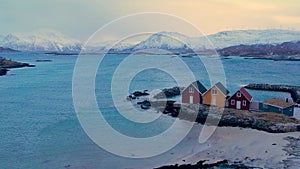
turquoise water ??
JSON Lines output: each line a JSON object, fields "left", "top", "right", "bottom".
{"left": 0, "top": 53, "right": 299, "bottom": 168}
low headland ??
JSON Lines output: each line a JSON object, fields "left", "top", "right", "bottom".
{"left": 0, "top": 57, "right": 35, "bottom": 76}
{"left": 129, "top": 86, "right": 300, "bottom": 133}
{"left": 129, "top": 86, "right": 300, "bottom": 168}
{"left": 217, "top": 41, "right": 300, "bottom": 61}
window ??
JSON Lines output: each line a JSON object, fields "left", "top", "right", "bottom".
{"left": 242, "top": 100, "right": 247, "bottom": 106}
{"left": 212, "top": 89, "right": 217, "bottom": 95}
{"left": 189, "top": 87, "right": 194, "bottom": 93}
{"left": 237, "top": 92, "right": 241, "bottom": 97}
{"left": 231, "top": 100, "right": 235, "bottom": 105}
{"left": 263, "top": 104, "right": 268, "bottom": 109}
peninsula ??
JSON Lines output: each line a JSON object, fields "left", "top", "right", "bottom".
{"left": 0, "top": 57, "right": 35, "bottom": 76}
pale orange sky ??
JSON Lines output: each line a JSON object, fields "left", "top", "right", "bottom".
{"left": 118, "top": 0, "right": 300, "bottom": 34}
{"left": 1, "top": 0, "right": 299, "bottom": 40}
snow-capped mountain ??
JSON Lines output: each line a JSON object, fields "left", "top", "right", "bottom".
{"left": 205, "top": 29, "right": 300, "bottom": 49}
{"left": 131, "top": 32, "right": 192, "bottom": 52}
{"left": 92, "top": 32, "right": 194, "bottom": 53}
{"left": 0, "top": 30, "right": 82, "bottom": 52}
{"left": 84, "top": 40, "right": 137, "bottom": 53}
{"left": 89, "top": 29, "right": 300, "bottom": 53}
{"left": 1, "top": 29, "right": 299, "bottom": 53}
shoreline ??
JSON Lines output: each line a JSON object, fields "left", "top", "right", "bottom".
{"left": 150, "top": 101, "right": 300, "bottom": 133}
{"left": 154, "top": 124, "right": 299, "bottom": 169}
{"left": 0, "top": 57, "right": 35, "bottom": 76}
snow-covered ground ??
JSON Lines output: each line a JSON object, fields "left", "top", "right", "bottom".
{"left": 0, "top": 29, "right": 82, "bottom": 52}
{"left": 90, "top": 29, "right": 300, "bottom": 52}
{"left": 158, "top": 123, "right": 299, "bottom": 169}
{"left": 294, "top": 107, "right": 300, "bottom": 120}
{"left": 1, "top": 29, "right": 300, "bottom": 52}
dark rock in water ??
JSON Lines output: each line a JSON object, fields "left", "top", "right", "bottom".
{"left": 141, "top": 104, "right": 151, "bottom": 109}
{"left": 154, "top": 87, "right": 184, "bottom": 99}
{"left": 64, "top": 164, "right": 71, "bottom": 168}
{"left": 155, "top": 160, "right": 257, "bottom": 169}
{"left": 137, "top": 100, "right": 151, "bottom": 106}
{"left": 0, "top": 68, "right": 8, "bottom": 76}
{"left": 133, "top": 90, "right": 149, "bottom": 97}
{"left": 127, "top": 90, "right": 149, "bottom": 100}
{"left": 45, "top": 52, "right": 79, "bottom": 55}
{"left": 137, "top": 100, "right": 151, "bottom": 109}
{"left": 36, "top": 59, "right": 52, "bottom": 62}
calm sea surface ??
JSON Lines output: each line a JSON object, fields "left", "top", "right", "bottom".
{"left": 0, "top": 52, "right": 299, "bottom": 168}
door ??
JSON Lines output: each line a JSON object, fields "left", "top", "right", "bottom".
{"left": 189, "top": 96, "right": 193, "bottom": 104}
{"left": 236, "top": 101, "right": 241, "bottom": 109}
{"left": 212, "top": 98, "right": 216, "bottom": 106}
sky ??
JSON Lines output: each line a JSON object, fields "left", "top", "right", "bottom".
{"left": 1, "top": 0, "right": 300, "bottom": 41}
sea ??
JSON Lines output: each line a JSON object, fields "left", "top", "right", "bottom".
{"left": 0, "top": 52, "right": 299, "bottom": 168}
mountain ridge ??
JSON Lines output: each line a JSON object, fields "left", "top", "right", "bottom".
{"left": 1, "top": 29, "right": 300, "bottom": 53}
{"left": 89, "top": 29, "right": 300, "bottom": 53}
{"left": 218, "top": 41, "right": 300, "bottom": 60}
{"left": 0, "top": 30, "right": 82, "bottom": 52}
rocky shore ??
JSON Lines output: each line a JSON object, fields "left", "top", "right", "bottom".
{"left": 155, "top": 160, "right": 256, "bottom": 169}
{"left": 245, "top": 83, "right": 300, "bottom": 104}
{"left": 217, "top": 41, "right": 300, "bottom": 61}
{"left": 153, "top": 87, "right": 184, "bottom": 99}
{"left": 130, "top": 86, "right": 300, "bottom": 133}
{"left": 0, "top": 57, "right": 35, "bottom": 76}
{"left": 155, "top": 131, "right": 300, "bottom": 169}
{"left": 150, "top": 101, "right": 300, "bottom": 133}
{"left": 0, "top": 68, "right": 8, "bottom": 76}
{"left": 283, "top": 136, "right": 300, "bottom": 167}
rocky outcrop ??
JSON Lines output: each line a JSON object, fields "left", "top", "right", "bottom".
{"left": 150, "top": 101, "right": 300, "bottom": 133}
{"left": 127, "top": 90, "right": 150, "bottom": 100}
{"left": 0, "top": 57, "right": 35, "bottom": 76}
{"left": 153, "top": 87, "right": 184, "bottom": 99}
{"left": 155, "top": 160, "right": 257, "bottom": 169}
{"left": 0, "top": 68, "right": 8, "bottom": 76}
{"left": 245, "top": 83, "right": 300, "bottom": 104}
{"left": 218, "top": 41, "right": 300, "bottom": 61}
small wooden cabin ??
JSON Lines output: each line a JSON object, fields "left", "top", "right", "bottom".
{"left": 227, "top": 87, "right": 253, "bottom": 110}
{"left": 259, "top": 98, "right": 295, "bottom": 116}
{"left": 182, "top": 81, "right": 207, "bottom": 104}
{"left": 203, "top": 82, "right": 229, "bottom": 107}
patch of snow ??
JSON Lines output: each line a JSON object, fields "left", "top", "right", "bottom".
{"left": 85, "top": 29, "right": 300, "bottom": 52}
{"left": 294, "top": 107, "right": 300, "bottom": 120}
{"left": 0, "top": 29, "right": 82, "bottom": 52}
{"left": 159, "top": 124, "right": 299, "bottom": 169}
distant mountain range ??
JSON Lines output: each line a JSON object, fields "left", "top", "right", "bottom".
{"left": 0, "top": 29, "right": 300, "bottom": 54}
{"left": 0, "top": 47, "right": 19, "bottom": 53}
{"left": 87, "top": 29, "right": 300, "bottom": 54}
{"left": 0, "top": 30, "right": 82, "bottom": 52}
